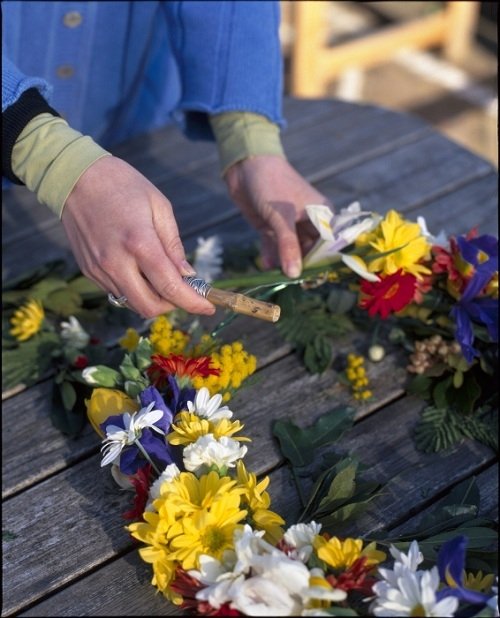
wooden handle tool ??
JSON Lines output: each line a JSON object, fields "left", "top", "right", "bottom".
{"left": 183, "top": 276, "right": 280, "bottom": 323}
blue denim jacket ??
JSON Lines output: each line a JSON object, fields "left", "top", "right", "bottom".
{"left": 2, "top": 0, "right": 284, "bottom": 147}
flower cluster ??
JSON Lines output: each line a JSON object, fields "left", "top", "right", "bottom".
{"left": 81, "top": 315, "right": 497, "bottom": 616}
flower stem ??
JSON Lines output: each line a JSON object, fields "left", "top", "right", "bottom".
{"left": 134, "top": 439, "right": 161, "bottom": 476}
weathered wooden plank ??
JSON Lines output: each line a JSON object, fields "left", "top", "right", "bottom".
{"left": 388, "top": 463, "right": 499, "bottom": 538}
{"left": 315, "top": 133, "right": 495, "bottom": 224}
{"left": 14, "top": 401, "right": 496, "bottom": 617}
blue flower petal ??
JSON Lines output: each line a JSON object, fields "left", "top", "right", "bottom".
{"left": 451, "top": 305, "right": 478, "bottom": 363}
{"left": 139, "top": 385, "right": 173, "bottom": 431}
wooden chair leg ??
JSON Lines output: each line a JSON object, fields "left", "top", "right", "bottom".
{"left": 442, "top": 1, "right": 480, "bottom": 63}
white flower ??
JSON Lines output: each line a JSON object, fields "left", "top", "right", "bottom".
{"left": 417, "top": 216, "right": 448, "bottom": 247}
{"left": 390, "top": 540, "right": 424, "bottom": 572}
{"left": 340, "top": 253, "right": 381, "bottom": 282}
{"left": 189, "top": 553, "right": 240, "bottom": 609}
{"left": 187, "top": 387, "right": 233, "bottom": 420}
{"left": 100, "top": 402, "right": 165, "bottom": 467}
{"left": 145, "top": 463, "right": 181, "bottom": 511}
{"left": 284, "top": 521, "right": 322, "bottom": 563}
{"left": 183, "top": 434, "right": 247, "bottom": 473}
{"left": 231, "top": 575, "right": 303, "bottom": 616}
{"left": 193, "top": 235, "right": 223, "bottom": 283}
{"left": 303, "top": 201, "right": 381, "bottom": 268}
{"left": 371, "top": 566, "right": 459, "bottom": 617}
{"left": 60, "top": 316, "right": 90, "bottom": 349}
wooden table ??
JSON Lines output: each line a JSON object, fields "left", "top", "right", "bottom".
{"left": 2, "top": 98, "right": 498, "bottom": 617}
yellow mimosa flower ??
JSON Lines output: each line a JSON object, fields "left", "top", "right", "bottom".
{"left": 149, "top": 315, "right": 189, "bottom": 356}
{"left": 118, "top": 327, "right": 140, "bottom": 352}
{"left": 9, "top": 299, "right": 45, "bottom": 341}
{"left": 363, "top": 210, "right": 432, "bottom": 279}
{"left": 85, "top": 388, "right": 139, "bottom": 437}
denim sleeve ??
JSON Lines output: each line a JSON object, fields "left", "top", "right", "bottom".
{"left": 163, "top": 0, "right": 285, "bottom": 140}
{"left": 2, "top": 53, "right": 52, "bottom": 112}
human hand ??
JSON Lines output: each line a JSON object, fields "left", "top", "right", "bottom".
{"left": 62, "top": 156, "right": 216, "bottom": 318}
{"left": 224, "top": 155, "right": 331, "bottom": 277}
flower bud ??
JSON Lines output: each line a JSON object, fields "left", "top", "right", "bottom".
{"left": 368, "top": 344, "right": 385, "bottom": 362}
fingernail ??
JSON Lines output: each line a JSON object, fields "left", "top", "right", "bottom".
{"left": 180, "top": 260, "right": 197, "bottom": 276}
{"left": 285, "top": 262, "right": 302, "bottom": 279}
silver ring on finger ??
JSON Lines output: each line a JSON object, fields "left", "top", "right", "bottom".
{"left": 108, "top": 292, "right": 128, "bottom": 308}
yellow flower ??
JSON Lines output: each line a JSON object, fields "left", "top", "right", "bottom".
{"left": 314, "top": 536, "right": 386, "bottom": 570}
{"left": 127, "top": 512, "right": 181, "bottom": 604}
{"left": 9, "top": 299, "right": 45, "bottom": 341}
{"left": 149, "top": 315, "right": 189, "bottom": 356}
{"left": 168, "top": 491, "right": 247, "bottom": 569}
{"left": 167, "top": 411, "right": 250, "bottom": 446}
{"left": 191, "top": 342, "right": 257, "bottom": 401}
{"left": 361, "top": 210, "right": 431, "bottom": 279}
{"left": 236, "top": 461, "right": 284, "bottom": 543}
{"left": 157, "top": 471, "right": 241, "bottom": 518}
{"left": 85, "top": 388, "right": 139, "bottom": 437}
{"left": 463, "top": 570, "right": 495, "bottom": 593}
{"left": 118, "top": 327, "right": 140, "bottom": 352}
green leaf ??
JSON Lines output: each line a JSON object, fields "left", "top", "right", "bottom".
{"left": 44, "top": 288, "right": 83, "bottom": 317}
{"left": 304, "top": 335, "right": 332, "bottom": 373}
{"left": 414, "top": 406, "right": 463, "bottom": 453}
{"left": 432, "top": 376, "right": 453, "bottom": 409}
{"left": 326, "top": 288, "right": 357, "bottom": 314}
{"left": 2, "top": 332, "right": 61, "bottom": 390}
{"left": 119, "top": 354, "right": 142, "bottom": 381}
{"left": 60, "top": 381, "right": 77, "bottom": 411}
{"left": 50, "top": 380, "right": 89, "bottom": 437}
{"left": 321, "top": 461, "right": 358, "bottom": 505}
{"left": 406, "top": 374, "right": 433, "bottom": 398}
{"left": 272, "top": 405, "right": 355, "bottom": 468}
{"left": 447, "top": 373, "right": 482, "bottom": 415}
{"left": 67, "top": 276, "right": 104, "bottom": 300}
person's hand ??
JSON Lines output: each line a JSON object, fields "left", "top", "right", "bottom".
{"left": 62, "top": 156, "right": 216, "bottom": 318}
{"left": 224, "top": 155, "right": 331, "bottom": 277}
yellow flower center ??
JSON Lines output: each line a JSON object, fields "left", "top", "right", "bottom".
{"left": 200, "top": 525, "right": 227, "bottom": 553}
{"left": 410, "top": 604, "right": 426, "bottom": 617}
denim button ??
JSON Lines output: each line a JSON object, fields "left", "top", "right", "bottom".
{"left": 63, "top": 11, "right": 83, "bottom": 28}
{"left": 57, "top": 65, "right": 75, "bottom": 78}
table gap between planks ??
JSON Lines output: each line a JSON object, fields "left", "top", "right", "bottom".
{"left": 2, "top": 97, "right": 498, "bottom": 617}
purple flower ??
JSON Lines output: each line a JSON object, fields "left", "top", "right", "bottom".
{"left": 100, "top": 386, "right": 175, "bottom": 475}
{"left": 452, "top": 297, "right": 498, "bottom": 363}
{"left": 436, "top": 536, "right": 492, "bottom": 606}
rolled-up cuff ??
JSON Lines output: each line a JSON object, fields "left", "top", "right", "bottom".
{"left": 209, "top": 112, "right": 285, "bottom": 176}
{"left": 12, "top": 113, "right": 111, "bottom": 218}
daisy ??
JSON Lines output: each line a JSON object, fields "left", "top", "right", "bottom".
{"left": 371, "top": 567, "right": 459, "bottom": 617}
{"left": 9, "top": 298, "right": 45, "bottom": 341}
{"left": 187, "top": 387, "right": 233, "bottom": 420}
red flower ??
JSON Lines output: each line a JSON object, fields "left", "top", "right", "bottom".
{"left": 359, "top": 270, "right": 417, "bottom": 318}
{"left": 122, "top": 464, "right": 153, "bottom": 521}
{"left": 72, "top": 354, "right": 89, "bottom": 369}
{"left": 147, "top": 353, "right": 220, "bottom": 389}
{"left": 326, "top": 556, "right": 377, "bottom": 596}
{"left": 413, "top": 273, "right": 433, "bottom": 304}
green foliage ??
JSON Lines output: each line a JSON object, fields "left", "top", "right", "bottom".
{"left": 272, "top": 405, "right": 356, "bottom": 468}
{"left": 275, "top": 286, "right": 355, "bottom": 373}
{"left": 2, "top": 332, "right": 60, "bottom": 391}
{"left": 273, "top": 406, "right": 382, "bottom": 530}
